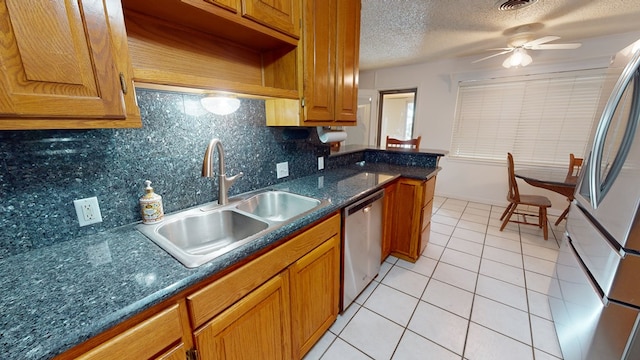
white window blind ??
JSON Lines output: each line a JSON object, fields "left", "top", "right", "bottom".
{"left": 451, "top": 69, "right": 606, "bottom": 166}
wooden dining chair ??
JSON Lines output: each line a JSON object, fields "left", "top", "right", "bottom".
{"left": 567, "top": 153, "right": 583, "bottom": 177}
{"left": 386, "top": 135, "right": 421, "bottom": 150}
{"left": 500, "top": 153, "right": 552, "bottom": 240}
{"left": 555, "top": 153, "right": 584, "bottom": 225}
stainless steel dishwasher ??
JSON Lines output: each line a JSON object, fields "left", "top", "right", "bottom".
{"left": 342, "top": 189, "right": 384, "bottom": 311}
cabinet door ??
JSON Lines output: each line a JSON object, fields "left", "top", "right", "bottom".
{"left": 390, "top": 178, "right": 426, "bottom": 262}
{"left": 0, "top": 0, "right": 125, "bottom": 120}
{"left": 204, "top": 0, "right": 238, "bottom": 13}
{"left": 302, "top": 0, "right": 335, "bottom": 122}
{"left": 334, "top": 0, "right": 360, "bottom": 123}
{"left": 290, "top": 234, "right": 340, "bottom": 358}
{"left": 194, "top": 271, "right": 292, "bottom": 360}
{"left": 242, "top": 0, "right": 300, "bottom": 38}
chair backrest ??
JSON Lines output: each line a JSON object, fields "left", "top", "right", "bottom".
{"left": 568, "top": 153, "right": 583, "bottom": 176}
{"left": 386, "top": 135, "right": 421, "bottom": 150}
{"left": 506, "top": 153, "right": 520, "bottom": 202}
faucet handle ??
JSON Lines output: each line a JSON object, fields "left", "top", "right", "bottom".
{"left": 226, "top": 172, "right": 243, "bottom": 184}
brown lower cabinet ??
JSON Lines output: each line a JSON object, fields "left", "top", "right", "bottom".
{"left": 384, "top": 176, "right": 437, "bottom": 263}
{"left": 58, "top": 213, "right": 341, "bottom": 360}
{"left": 71, "top": 302, "right": 191, "bottom": 360}
{"left": 194, "top": 271, "right": 293, "bottom": 359}
{"left": 289, "top": 234, "right": 341, "bottom": 358}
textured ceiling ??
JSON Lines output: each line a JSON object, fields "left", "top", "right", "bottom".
{"left": 359, "top": 0, "right": 640, "bottom": 70}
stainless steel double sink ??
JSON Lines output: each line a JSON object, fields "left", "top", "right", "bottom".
{"left": 137, "top": 190, "right": 324, "bottom": 268}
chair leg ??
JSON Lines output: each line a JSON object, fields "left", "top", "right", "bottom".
{"left": 500, "top": 203, "right": 514, "bottom": 221}
{"left": 541, "top": 207, "right": 549, "bottom": 240}
{"left": 500, "top": 204, "right": 516, "bottom": 231}
{"left": 538, "top": 207, "right": 543, "bottom": 228}
{"left": 554, "top": 204, "right": 571, "bottom": 226}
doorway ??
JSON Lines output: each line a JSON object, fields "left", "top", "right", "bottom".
{"left": 377, "top": 89, "right": 417, "bottom": 147}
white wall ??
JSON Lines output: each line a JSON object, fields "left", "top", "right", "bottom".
{"left": 359, "top": 31, "right": 640, "bottom": 213}
{"left": 345, "top": 89, "right": 378, "bottom": 146}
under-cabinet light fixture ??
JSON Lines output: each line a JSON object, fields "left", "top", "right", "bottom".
{"left": 200, "top": 95, "right": 241, "bottom": 115}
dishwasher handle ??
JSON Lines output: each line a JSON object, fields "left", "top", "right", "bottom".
{"left": 346, "top": 190, "right": 384, "bottom": 216}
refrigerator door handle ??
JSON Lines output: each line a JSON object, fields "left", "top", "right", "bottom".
{"left": 572, "top": 201, "right": 627, "bottom": 259}
{"left": 589, "top": 105, "right": 607, "bottom": 207}
{"left": 588, "top": 49, "right": 640, "bottom": 208}
{"left": 568, "top": 237, "right": 609, "bottom": 306}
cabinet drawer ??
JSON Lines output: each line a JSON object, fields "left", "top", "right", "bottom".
{"left": 422, "top": 176, "right": 436, "bottom": 207}
{"left": 156, "top": 343, "right": 187, "bottom": 360}
{"left": 187, "top": 213, "right": 340, "bottom": 328}
{"left": 75, "top": 304, "right": 184, "bottom": 360}
{"left": 422, "top": 200, "right": 433, "bottom": 232}
{"left": 420, "top": 222, "right": 431, "bottom": 255}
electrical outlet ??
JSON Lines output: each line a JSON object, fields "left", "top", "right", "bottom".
{"left": 317, "top": 156, "right": 324, "bottom": 170}
{"left": 276, "top": 162, "right": 289, "bottom": 179}
{"left": 73, "top": 196, "right": 103, "bottom": 226}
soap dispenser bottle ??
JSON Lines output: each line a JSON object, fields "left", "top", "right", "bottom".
{"left": 139, "top": 180, "right": 164, "bottom": 224}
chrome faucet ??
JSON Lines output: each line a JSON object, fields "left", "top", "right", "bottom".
{"left": 202, "top": 139, "right": 243, "bottom": 205}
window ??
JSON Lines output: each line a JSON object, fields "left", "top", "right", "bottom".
{"left": 451, "top": 69, "right": 606, "bottom": 166}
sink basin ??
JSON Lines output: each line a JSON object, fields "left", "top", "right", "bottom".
{"left": 138, "top": 209, "right": 269, "bottom": 268}
{"left": 138, "top": 190, "right": 324, "bottom": 268}
{"left": 236, "top": 190, "right": 321, "bottom": 222}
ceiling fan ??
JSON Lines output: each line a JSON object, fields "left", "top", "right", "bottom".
{"left": 473, "top": 35, "right": 582, "bottom": 68}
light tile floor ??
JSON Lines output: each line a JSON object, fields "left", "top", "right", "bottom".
{"left": 304, "top": 196, "right": 565, "bottom": 360}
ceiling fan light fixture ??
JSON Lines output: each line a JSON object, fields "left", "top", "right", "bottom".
{"left": 503, "top": 48, "right": 532, "bottom": 68}
{"left": 200, "top": 95, "right": 241, "bottom": 115}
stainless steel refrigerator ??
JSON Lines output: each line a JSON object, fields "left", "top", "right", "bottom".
{"left": 548, "top": 39, "right": 640, "bottom": 359}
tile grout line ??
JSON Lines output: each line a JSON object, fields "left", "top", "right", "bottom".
{"left": 460, "top": 201, "right": 490, "bottom": 359}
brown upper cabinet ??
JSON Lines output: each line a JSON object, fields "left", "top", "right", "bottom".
{"left": 242, "top": 0, "right": 300, "bottom": 39}
{"left": 0, "top": 0, "right": 141, "bottom": 130}
{"left": 204, "top": 0, "right": 302, "bottom": 40}
{"left": 266, "top": 0, "right": 361, "bottom": 126}
{"left": 122, "top": 0, "right": 301, "bottom": 99}
{"left": 124, "top": 0, "right": 300, "bottom": 48}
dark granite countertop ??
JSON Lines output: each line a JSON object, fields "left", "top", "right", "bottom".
{"left": 0, "top": 164, "right": 439, "bottom": 360}
{"left": 330, "top": 144, "right": 449, "bottom": 157}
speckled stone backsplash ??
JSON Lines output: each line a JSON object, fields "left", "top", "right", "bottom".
{"left": 364, "top": 150, "right": 439, "bottom": 168}
{"left": 0, "top": 89, "right": 329, "bottom": 258}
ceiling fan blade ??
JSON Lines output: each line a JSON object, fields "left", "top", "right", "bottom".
{"left": 530, "top": 43, "right": 582, "bottom": 50}
{"left": 472, "top": 49, "right": 513, "bottom": 64}
{"left": 524, "top": 35, "right": 561, "bottom": 47}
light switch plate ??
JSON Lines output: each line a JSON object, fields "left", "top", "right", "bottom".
{"left": 276, "top": 162, "right": 289, "bottom": 178}
{"left": 317, "top": 156, "right": 324, "bottom": 170}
